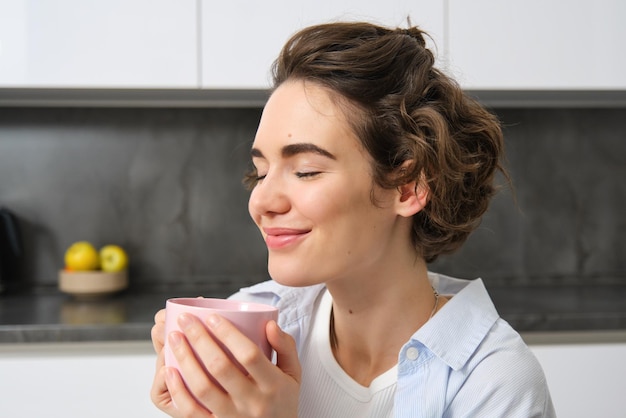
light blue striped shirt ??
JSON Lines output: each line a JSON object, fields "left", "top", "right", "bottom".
{"left": 231, "top": 273, "right": 556, "bottom": 417}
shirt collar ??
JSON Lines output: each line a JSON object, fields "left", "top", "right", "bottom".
{"left": 239, "top": 274, "right": 501, "bottom": 371}
{"left": 414, "top": 275, "right": 500, "bottom": 371}
{"left": 237, "top": 279, "right": 325, "bottom": 349}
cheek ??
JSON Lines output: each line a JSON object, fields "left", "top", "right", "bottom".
{"left": 300, "top": 187, "right": 378, "bottom": 233}
{"left": 292, "top": 183, "right": 347, "bottom": 220}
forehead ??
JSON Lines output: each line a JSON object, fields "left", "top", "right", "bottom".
{"left": 252, "top": 80, "right": 358, "bottom": 153}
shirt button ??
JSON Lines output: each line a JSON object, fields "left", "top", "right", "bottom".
{"left": 406, "top": 347, "right": 419, "bottom": 361}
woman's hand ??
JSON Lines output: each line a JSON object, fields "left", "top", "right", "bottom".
{"left": 150, "top": 311, "right": 301, "bottom": 418}
{"left": 150, "top": 309, "right": 178, "bottom": 413}
{"left": 151, "top": 309, "right": 166, "bottom": 354}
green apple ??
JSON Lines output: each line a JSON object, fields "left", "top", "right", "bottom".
{"left": 99, "top": 245, "right": 128, "bottom": 272}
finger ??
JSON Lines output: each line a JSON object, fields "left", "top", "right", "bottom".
{"left": 203, "top": 314, "right": 275, "bottom": 385}
{"left": 150, "top": 365, "right": 178, "bottom": 416}
{"left": 178, "top": 314, "right": 253, "bottom": 399}
{"left": 169, "top": 326, "right": 235, "bottom": 414}
{"left": 266, "top": 320, "right": 301, "bottom": 383}
{"left": 151, "top": 324, "right": 165, "bottom": 354}
{"left": 155, "top": 308, "right": 166, "bottom": 323}
{"left": 151, "top": 309, "right": 166, "bottom": 353}
{"left": 155, "top": 345, "right": 165, "bottom": 370}
{"left": 164, "top": 367, "right": 214, "bottom": 418}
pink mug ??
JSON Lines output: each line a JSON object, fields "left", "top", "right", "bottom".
{"left": 163, "top": 298, "right": 279, "bottom": 374}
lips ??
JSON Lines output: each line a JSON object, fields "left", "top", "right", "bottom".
{"left": 262, "top": 227, "right": 310, "bottom": 250}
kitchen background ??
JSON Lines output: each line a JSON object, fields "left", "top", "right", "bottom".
{"left": 1, "top": 105, "right": 624, "bottom": 293}
{"left": 1, "top": 1, "right": 626, "bottom": 417}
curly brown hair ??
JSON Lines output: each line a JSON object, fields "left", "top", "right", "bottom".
{"left": 251, "top": 21, "right": 507, "bottom": 263}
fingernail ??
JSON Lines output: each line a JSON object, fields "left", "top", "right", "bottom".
{"left": 207, "top": 314, "right": 221, "bottom": 328}
{"left": 169, "top": 332, "right": 183, "bottom": 347}
{"left": 178, "top": 313, "right": 193, "bottom": 330}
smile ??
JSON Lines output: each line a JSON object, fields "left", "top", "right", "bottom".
{"left": 262, "top": 227, "right": 311, "bottom": 250}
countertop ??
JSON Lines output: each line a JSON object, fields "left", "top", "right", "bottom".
{"left": 1, "top": 284, "right": 625, "bottom": 344}
{"left": 0, "top": 286, "right": 230, "bottom": 343}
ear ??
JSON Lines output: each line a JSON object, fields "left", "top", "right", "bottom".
{"left": 395, "top": 175, "right": 429, "bottom": 218}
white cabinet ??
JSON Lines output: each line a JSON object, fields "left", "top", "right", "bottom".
{"left": 200, "top": 0, "right": 445, "bottom": 89}
{"left": 2, "top": 0, "right": 624, "bottom": 96}
{"left": 2, "top": 337, "right": 625, "bottom": 418}
{"left": 0, "top": 342, "right": 163, "bottom": 418}
{"left": 0, "top": 0, "right": 197, "bottom": 88}
{"left": 447, "top": 0, "right": 626, "bottom": 90}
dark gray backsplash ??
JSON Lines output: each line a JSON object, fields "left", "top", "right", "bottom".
{"left": 1, "top": 107, "right": 624, "bottom": 293}
{"left": 0, "top": 108, "right": 267, "bottom": 292}
{"left": 432, "top": 108, "right": 626, "bottom": 286}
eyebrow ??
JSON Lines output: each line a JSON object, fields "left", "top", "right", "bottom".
{"left": 251, "top": 142, "right": 336, "bottom": 160}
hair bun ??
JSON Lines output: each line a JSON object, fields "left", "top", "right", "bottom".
{"left": 397, "top": 26, "right": 427, "bottom": 48}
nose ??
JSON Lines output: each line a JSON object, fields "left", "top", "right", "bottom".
{"left": 248, "top": 173, "right": 290, "bottom": 218}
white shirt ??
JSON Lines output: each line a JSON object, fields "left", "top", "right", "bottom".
{"left": 231, "top": 273, "right": 556, "bottom": 417}
{"left": 298, "top": 288, "right": 397, "bottom": 417}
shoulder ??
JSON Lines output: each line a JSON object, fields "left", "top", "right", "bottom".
{"left": 229, "top": 280, "right": 326, "bottom": 349}
{"left": 471, "top": 320, "right": 548, "bottom": 389}
{"left": 447, "top": 319, "right": 555, "bottom": 417}
{"left": 419, "top": 273, "right": 555, "bottom": 416}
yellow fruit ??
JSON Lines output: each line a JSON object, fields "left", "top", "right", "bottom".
{"left": 65, "top": 241, "right": 99, "bottom": 271}
{"left": 99, "top": 245, "right": 128, "bottom": 272}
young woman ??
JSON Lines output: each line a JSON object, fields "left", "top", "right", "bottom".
{"left": 150, "top": 22, "right": 555, "bottom": 417}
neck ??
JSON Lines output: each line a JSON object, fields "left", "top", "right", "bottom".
{"left": 326, "top": 260, "right": 439, "bottom": 386}
{"left": 329, "top": 286, "right": 438, "bottom": 350}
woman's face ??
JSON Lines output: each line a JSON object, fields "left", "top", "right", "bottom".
{"left": 248, "top": 79, "right": 401, "bottom": 287}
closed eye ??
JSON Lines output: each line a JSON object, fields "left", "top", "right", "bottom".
{"left": 296, "top": 171, "right": 321, "bottom": 179}
{"left": 243, "top": 165, "right": 265, "bottom": 189}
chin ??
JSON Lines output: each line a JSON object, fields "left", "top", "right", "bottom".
{"left": 267, "top": 263, "right": 322, "bottom": 288}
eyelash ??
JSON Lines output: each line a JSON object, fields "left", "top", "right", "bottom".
{"left": 253, "top": 171, "right": 320, "bottom": 182}
{"left": 295, "top": 171, "right": 321, "bottom": 179}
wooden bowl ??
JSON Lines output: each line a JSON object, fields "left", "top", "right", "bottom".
{"left": 59, "top": 270, "right": 128, "bottom": 299}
